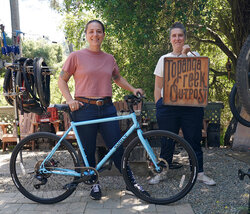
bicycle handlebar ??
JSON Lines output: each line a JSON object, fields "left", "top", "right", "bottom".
{"left": 124, "top": 93, "right": 145, "bottom": 113}
{"left": 52, "top": 104, "right": 70, "bottom": 112}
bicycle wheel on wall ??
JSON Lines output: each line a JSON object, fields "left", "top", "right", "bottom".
{"left": 229, "top": 84, "right": 250, "bottom": 127}
{"left": 3, "top": 69, "right": 30, "bottom": 113}
{"left": 10, "top": 132, "right": 80, "bottom": 204}
{"left": 223, "top": 117, "right": 238, "bottom": 147}
{"left": 3, "top": 69, "right": 15, "bottom": 106}
{"left": 236, "top": 35, "right": 250, "bottom": 115}
{"left": 33, "top": 57, "right": 50, "bottom": 108}
{"left": 122, "top": 130, "right": 198, "bottom": 205}
{"left": 22, "top": 58, "right": 37, "bottom": 100}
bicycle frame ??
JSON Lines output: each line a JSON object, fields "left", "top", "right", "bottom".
{"left": 39, "top": 111, "right": 161, "bottom": 177}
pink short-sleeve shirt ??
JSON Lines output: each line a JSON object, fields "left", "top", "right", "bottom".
{"left": 62, "top": 48, "right": 120, "bottom": 97}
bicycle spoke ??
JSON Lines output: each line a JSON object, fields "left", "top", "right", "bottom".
{"left": 122, "top": 130, "right": 198, "bottom": 205}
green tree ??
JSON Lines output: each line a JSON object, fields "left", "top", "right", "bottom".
{"left": 50, "top": 0, "right": 249, "bottom": 99}
{"left": 50, "top": 0, "right": 249, "bottom": 140}
{"left": 22, "top": 39, "right": 63, "bottom": 66}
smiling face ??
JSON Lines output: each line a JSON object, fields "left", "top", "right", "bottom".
{"left": 170, "top": 28, "right": 186, "bottom": 53}
{"left": 85, "top": 22, "right": 105, "bottom": 51}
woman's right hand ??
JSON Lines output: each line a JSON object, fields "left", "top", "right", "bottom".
{"left": 182, "top": 44, "right": 190, "bottom": 56}
{"left": 67, "top": 99, "right": 81, "bottom": 111}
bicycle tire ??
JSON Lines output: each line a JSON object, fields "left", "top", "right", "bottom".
{"left": 236, "top": 35, "right": 250, "bottom": 115}
{"left": 122, "top": 130, "right": 198, "bottom": 205}
{"left": 22, "top": 58, "right": 39, "bottom": 101}
{"left": 3, "top": 69, "right": 29, "bottom": 113}
{"left": 229, "top": 84, "right": 250, "bottom": 127}
{"left": 18, "top": 58, "right": 45, "bottom": 115}
{"left": 33, "top": 57, "right": 50, "bottom": 107}
{"left": 223, "top": 117, "right": 238, "bottom": 147}
{"left": 16, "top": 70, "right": 30, "bottom": 101}
{"left": 3, "top": 69, "right": 14, "bottom": 106}
{"left": 10, "top": 132, "right": 80, "bottom": 204}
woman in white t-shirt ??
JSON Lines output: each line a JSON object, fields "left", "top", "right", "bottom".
{"left": 151, "top": 22, "right": 216, "bottom": 186}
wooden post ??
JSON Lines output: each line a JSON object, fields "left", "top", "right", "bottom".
{"left": 10, "top": 0, "right": 21, "bottom": 59}
{"left": 9, "top": 0, "right": 22, "bottom": 144}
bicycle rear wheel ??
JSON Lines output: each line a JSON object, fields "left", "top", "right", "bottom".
{"left": 122, "top": 130, "right": 198, "bottom": 205}
{"left": 10, "top": 132, "right": 80, "bottom": 204}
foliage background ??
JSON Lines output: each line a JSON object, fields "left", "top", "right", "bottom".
{"left": 52, "top": 0, "right": 249, "bottom": 143}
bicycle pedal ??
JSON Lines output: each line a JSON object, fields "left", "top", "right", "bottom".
{"left": 63, "top": 182, "right": 77, "bottom": 190}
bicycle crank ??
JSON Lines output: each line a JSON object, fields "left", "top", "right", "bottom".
{"left": 63, "top": 167, "right": 99, "bottom": 190}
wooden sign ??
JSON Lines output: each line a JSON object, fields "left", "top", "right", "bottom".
{"left": 163, "top": 57, "right": 209, "bottom": 107}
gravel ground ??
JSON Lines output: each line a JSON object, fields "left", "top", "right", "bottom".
{"left": 0, "top": 147, "right": 249, "bottom": 214}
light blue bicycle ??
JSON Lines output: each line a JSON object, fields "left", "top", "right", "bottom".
{"left": 10, "top": 95, "right": 198, "bottom": 204}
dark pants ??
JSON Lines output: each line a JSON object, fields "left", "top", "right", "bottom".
{"left": 72, "top": 102, "right": 123, "bottom": 172}
{"left": 156, "top": 98, "right": 204, "bottom": 172}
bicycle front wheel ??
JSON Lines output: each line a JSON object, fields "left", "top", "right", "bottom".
{"left": 122, "top": 130, "right": 198, "bottom": 205}
{"left": 10, "top": 132, "right": 80, "bottom": 204}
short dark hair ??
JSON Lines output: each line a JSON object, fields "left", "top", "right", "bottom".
{"left": 169, "top": 22, "right": 186, "bottom": 39}
{"left": 84, "top": 20, "right": 105, "bottom": 33}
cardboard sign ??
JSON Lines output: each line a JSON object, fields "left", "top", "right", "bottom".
{"left": 163, "top": 57, "right": 209, "bottom": 107}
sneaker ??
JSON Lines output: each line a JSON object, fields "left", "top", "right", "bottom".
{"left": 148, "top": 160, "right": 169, "bottom": 185}
{"left": 148, "top": 173, "right": 165, "bottom": 185}
{"left": 90, "top": 184, "right": 102, "bottom": 200}
{"left": 197, "top": 172, "right": 216, "bottom": 186}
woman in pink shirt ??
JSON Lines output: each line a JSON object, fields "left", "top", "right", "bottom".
{"left": 58, "top": 20, "right": 147, "bottom": 200}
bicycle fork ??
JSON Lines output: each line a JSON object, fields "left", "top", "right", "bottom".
{"left": 137, "top": 129, "right": 161, "bottom": 173}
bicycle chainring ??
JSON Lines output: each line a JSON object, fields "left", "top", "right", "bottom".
{"left": 81, "top": 167, "right": 99, "bottom": 185}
